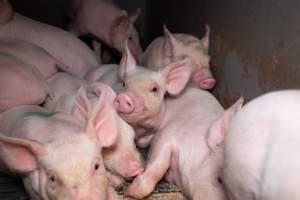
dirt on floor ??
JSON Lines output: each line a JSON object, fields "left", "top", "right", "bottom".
{"left": 123, "top": 192, "right": 185, "bottom": 199}
{"left": 116, "top": 180, "right": 185, "bottom": 199}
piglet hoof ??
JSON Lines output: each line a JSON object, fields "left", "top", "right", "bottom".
{"left": 124, "top": 175, "right": 154, "bottom": 199}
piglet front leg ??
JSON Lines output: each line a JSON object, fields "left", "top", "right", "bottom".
{"left": 124, "top": 139, "right": 173, "bottom": 199}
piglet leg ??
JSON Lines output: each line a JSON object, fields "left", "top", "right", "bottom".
{"left": 124, "top": 139, "right": 173, "bottom": 199}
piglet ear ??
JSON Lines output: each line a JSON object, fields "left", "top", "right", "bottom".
{"left": 160, "top": 58, "right": 192, "bottom": 96}
{"left": 201, "top": 25, "right": 210, "bottom": 50}
{"left": 129, "top": 8, "right": 141, "bottom": 22}
{"left": 0, "top": 134, "right": 46, "bottom": 174}
{"left": 84, "top": 86, "right": 119, "bottom": 148}
{"left": 163, "top": 25, "right": 178, "bottom": 55}
{"left": 72, "top": 87, "right": 91, "bottom": 126}
{"left": 91, "top": 82, "right": 117, "bottom": 106}
{"left": 119, "top": 41, "right": 137, "bottom": 79}
{"left": 207, "top": 97, "right": 244, "bottom": 151}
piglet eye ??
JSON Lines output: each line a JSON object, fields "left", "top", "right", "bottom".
{"left": 94, "top": 163, "right": 100, "bottom": 171}
{"left": 150, "top": 87, "right": 158, "bottom": 93}
{"left": 128, "top": 36, "right": 133, "bottom": 41}
{"left": 47, "top": 171, "right": 59, "bottom": 189}
{"left": 122, "top": 81, "right": 126, "bottom": 87}
{"left": 218, "top": 176, "right": 223, "bottom": 185}
{"left": 48, "top": 174, "right": 56, "bottom": 183}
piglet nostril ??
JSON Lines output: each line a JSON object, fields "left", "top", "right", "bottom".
{"left": 72, "top": 185, "right": 78, "bottom": 190}
{"left": 115, "top": 99, "right": 120, "bottom": 105}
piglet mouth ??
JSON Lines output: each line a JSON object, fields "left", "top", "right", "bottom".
{"left": 119, "top": 108, "right": 144, "bottom": 119}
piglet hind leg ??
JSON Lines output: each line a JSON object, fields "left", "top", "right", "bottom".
{"left": 124, "top": 139, "right": 174, "bottom": 199}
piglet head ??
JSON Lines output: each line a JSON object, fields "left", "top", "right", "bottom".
{"left": 164, "top": 25, "right": 216, "bottom": 90}
{"left": 44, "top": 87, "right": 120, "bottom": 199}
{"left": 114, "top": 42, "right": 192, "bottom": 128}
{"left": 0, "top": 87, "right": 120, "bottom": 200}
{"left": 0, "top": 88, "right": 121, "bottom": 200}
{"left": 111, "top": 9, "right": 142, "bottom": 58}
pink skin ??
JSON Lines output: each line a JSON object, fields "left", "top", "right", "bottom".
{"left": 67, "top": 0, "right": 142, "bottom": 58}
{"left": 124, "top": 90, "right": 243, "bottom": 199}
{"left": 114, "top": 43, "right": 192, "bottom": 147}
{"left": 139, "top": 25, "right": 215, "bottom": 89}
{"left": 0, "top": 86, "right": 121, "bottom": 199}
{"left": 44, "top": 72, "right": 144, "bottom": 182}
{"left": 0, "top": 5, "right": 100, "bottom": 77}
{"left": 0, "top": 38, "right": 70, "bottom": 79}
{"left": 224, "top": 90, "right": 300, "bottom": 200}
{"left": 0, "top": 52, "right": 53, "bottom": 112}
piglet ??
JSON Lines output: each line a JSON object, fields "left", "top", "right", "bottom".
{"left": 124, "top": 89, "right": 243, "bottom": 200}
{"left": 67, "top": 0, "right": 142, "bottom": 58}
{"left": 0, "top": 2, "right": 100, "bottom": 77}
{"left": 0, "top": 87, "right": 120, "bottom": 199}
{"left": 223, "top": 90, "right": 300, "bottom": 200}
{"left": 114, "top": 44, "right": 242, "bottom": 199}
{"left": 0, "top": 38, "right": 69, "bottom": 78}
{"left": 114, "top": 43, "right": 192, "bottom": 147}
{"left": 44, "top": 72, "right": 144, "bottom": 183}
{"left": 139, "top": 25, "right": 215, "bottom": 90}
{"left": 0, "top": 52, "right": 53, "bottom": 112}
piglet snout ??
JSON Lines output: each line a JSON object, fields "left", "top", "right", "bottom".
{"left": 199, "top": 78, "right": 216, "bottom": 89}
{"left": 125, "top": 162, "right": 144, "bottom": 180}
{"left": 114, "top": 94, "right": 134, "bottom": 114}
